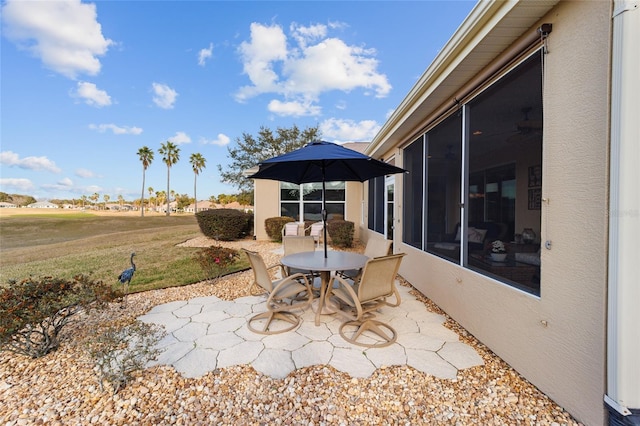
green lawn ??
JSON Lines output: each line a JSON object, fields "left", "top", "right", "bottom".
{"left": 0, "top": 214, "right": 249, "bottom": 293}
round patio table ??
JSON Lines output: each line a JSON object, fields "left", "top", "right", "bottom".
{"left": 281, "top": 251, "right": 368, "bottom": 326}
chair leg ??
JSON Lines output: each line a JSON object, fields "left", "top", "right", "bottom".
{"left": 247, "top": 311, "right": 300, "bottom": 334}
{"left": 339, "top": 319, "right": 397, "bottom": 348}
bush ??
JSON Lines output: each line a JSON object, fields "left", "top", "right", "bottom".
{"left": 0, "top": 275, "right": 119, "bottom": 358}
{"left": 194, "top": 245, "right": 240, "bottom": 283}
{"left": 264, "top": 216, "right": 294, "bottom": 242}
{"left": 195, "top": 209, "right": 251, "bottom": 241}
{"left": 327, "top": 220, "right": 354, "bottom": 248}
{"left": 87, "top": 320, "right": 165, "bottom": 394}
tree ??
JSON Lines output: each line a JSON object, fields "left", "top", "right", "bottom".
{"left": 148, "top": 187, "right": 155, "bottom": 211}
{"left": 237, "top": 190, "right": 254, "bottom": 206}
{"left": 103, "top": 194, "right": 110, "bottom": 210}
{"left": 189, "top": 153, "right": 206, "bottom": 213}
{"left": 137, "top": 146, "right": 154, "bottom": 217}
{"left": 175, "top": 193, "right": 192, "bottom": 211}
{"left": 217, "top": 124, "right": 320, "bottom": 192}
{"left": 90, "top": 192, "right": 99, "bottom": 209}
{"left": 158, "top": 141, "right": 180, "bottom": 216}
{"left": 117, "top": 194, "right": 124, "bottom": 210}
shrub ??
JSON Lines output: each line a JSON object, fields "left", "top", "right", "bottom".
{"left": 327, "top": 220, "right": 354, "bottom": 248}
{"left": 194, "top": 245, "right": 240, "bottom": 282}
{"left": 264, "top": 216, "right": 294, "bottom": 242}
{"left": 195, "top": 209, "right": 251, "bottom": 241}
{"left": 87, "top": 320, "right": 165, "bottom": 394}
{"left": 0, "top": 275, "right": 119, "bottom": 358}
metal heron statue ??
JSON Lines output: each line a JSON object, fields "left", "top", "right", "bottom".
{"left": 118, "top": 252, "right": 136, "bottom": 303}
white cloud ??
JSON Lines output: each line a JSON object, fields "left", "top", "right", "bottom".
{"left": 0, "top": 178, "right": 34, "bottom": 191}
{"left": 198, "top": 43, "right": 213, "bottom": 66}
{"left": 200, "top": 133, "right": 230, "bottom": 147}
{"left": 268, "top": 99, "right": 321, "bottom": 117}
{"left": 1, "top": 0, "right": 112, "bottom": 79}
{"left": 73, "top": 81, "right": 111, "bottom": 107}
{"left": 168, "top": 131, "right": 191, "bottom": 145}
{"left": 75, "top": 168, "right": 96, "bottom": 178}
{"left": 88, "top": 123, "right": 143, "bottom": 135}
{"left": 0, "top": 151, "right": 61, "bottom": 173}
{"left": 41, "top": 177, "right": 74, "bottom": 190}
{"left": 290, "top": 22, "right": 327, "bottom": 48}
{"left": 152, "top": 82, "right": 178, "bottom": 109}
{"left": 236, "top": 23, "right": 288, "bottom": 102}
{"left": 235, "top": 22, "right": 391, "bottom": 117}
{"left": 319, "top": 118, "right": 381, "bottom": 142}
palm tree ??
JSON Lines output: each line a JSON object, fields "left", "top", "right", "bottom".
{"left": 90, "top": 192, "right": 99, "bottom": 209}
{"left": 158, "top": 141, "right": 180, "bottom": 216}
{"left": 189, "top": 153, "right": 206, "bottom": 213}
{"left": 103, "top": 194, "right": 110, "bottom": 210}
{"left": 148, "top": 187, "right": 155, "bottom": 211}
{"left": 156, "top": 190, "right": 165, "bottom": 210}
{"left": 137, "top": 146, "right": 154, "bottom": 217}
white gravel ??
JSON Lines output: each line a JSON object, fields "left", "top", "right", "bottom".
{"left": 0, "top": 237, "right": 581, "bottom": 425}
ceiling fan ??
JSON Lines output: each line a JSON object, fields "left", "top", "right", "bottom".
{"left": 506, "top": 107, "right": 542, "bottom": 143}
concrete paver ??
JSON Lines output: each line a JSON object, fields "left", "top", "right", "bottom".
{"left": 139, "top": 283, "right": 483, "bottom": 379}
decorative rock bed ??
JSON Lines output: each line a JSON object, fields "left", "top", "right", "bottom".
{"left": 0, "top": 238, "right": 580, "bottom": 425}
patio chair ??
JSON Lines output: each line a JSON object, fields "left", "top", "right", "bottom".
{"left": 331, "top": 253, "right": 406, "bottom": 348}
{"left": 242, "top": 249, "right": 313, "bottom": 334}
{"left": 281, "top": 222, "right": 304, "bottom": 239}
{"left": 305, "top": 222, "right": 324, "bottom": 247}
{"left": 337, "top": 238, "right": 392, "bottom": 283}
{"left": 281, "top": 236, "right": 318, "bottom": 279}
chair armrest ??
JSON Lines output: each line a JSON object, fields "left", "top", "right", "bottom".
{"left": 330, "top": 275, "right": 363, "bottom": 320}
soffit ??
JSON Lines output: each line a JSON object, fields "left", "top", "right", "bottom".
{"left": 368, "top": 0, "right": 559, "bottom": 158}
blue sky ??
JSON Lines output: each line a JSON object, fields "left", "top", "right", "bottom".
{"left": 1, "top": 0, "right": 475, "bottom": 202}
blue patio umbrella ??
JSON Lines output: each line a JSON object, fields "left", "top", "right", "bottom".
{"left": 249, "top": 141, "right": 407, "bottom": 257}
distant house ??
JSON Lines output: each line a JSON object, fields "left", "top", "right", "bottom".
{"left": 0, "top": 202, "right": 17, "bottom": 208}
{"left": 184, "top": 200, "right": 215, "bottom": 213}
{"left": 27, "top": 201, "right": 58, "bottom": 209}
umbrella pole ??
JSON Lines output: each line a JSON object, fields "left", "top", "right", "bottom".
{"left": 322, "top": 171, "right": 328, "bottom": 258}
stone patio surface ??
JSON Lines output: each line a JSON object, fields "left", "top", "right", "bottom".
{"left": 138, "top": 283, "right": 484, "bottom": 380}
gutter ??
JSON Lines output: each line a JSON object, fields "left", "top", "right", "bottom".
{"left": 606, "top": 1, "right": 640, "bottom": 425}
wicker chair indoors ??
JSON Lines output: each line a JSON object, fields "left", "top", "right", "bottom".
{"left": 331, "top": 253, "right": 406, "bottom": 348}
{"left": 242, "top": 249, "right": 313, "bottom": 334}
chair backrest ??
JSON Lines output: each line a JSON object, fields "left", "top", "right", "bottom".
{"left": 363, "top": 238, "right": 392, "bottom": 259}
{"left": 282, "top": 222, "right": 303, "bottom": 237}
{"left": 309, "top": 222, "right": 323, "bottom": 237}
{"left": 283, "top": 236, "right": 316, "bottom": 256}
{"left": 357, "top": 253, "right": 406, "bottom": 303}
{"left": 242, "top": 249, "right": 273, "bottom": 292}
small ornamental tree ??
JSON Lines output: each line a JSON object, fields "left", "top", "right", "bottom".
{"left": 0, "top": 275, "right": 119, "bottom": 358}
{"left": 87, "top": 320, "right": 165, "bottom": 394}
{"left": 195, "top": 246, "right": 240, "bottom": 283}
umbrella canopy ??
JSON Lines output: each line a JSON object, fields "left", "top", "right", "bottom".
{"left": 249, "top": 141, "right": 407, "bottom": 257}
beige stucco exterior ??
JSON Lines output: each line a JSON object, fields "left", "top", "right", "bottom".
{"left": 247, "top": 1, "right": 635, "bottom": 423}
{"left": 252, "top": 179, "right": 364, "bottom": 242}
{"left": 363, "top": 2, "right": 612, "bottom": 425}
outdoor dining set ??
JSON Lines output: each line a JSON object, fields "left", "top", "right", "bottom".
{"left": 243, "top": 140, "right": 408, "bottom": 348}
{"left": 243, "top": 235, "right": 406, "bottom": 348}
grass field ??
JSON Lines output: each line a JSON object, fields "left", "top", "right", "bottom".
{"left": 0, "top": 209, "right": 249, "bottom": 293}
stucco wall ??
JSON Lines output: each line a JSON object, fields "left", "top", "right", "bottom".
{"left": 253, "top": 179, "right": 364, "bottom": 242}
{"left": 388, "top": 2, "right": 611, "bottom": 425}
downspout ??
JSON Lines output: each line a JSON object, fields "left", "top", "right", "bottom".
{"left": 606, "top": 1, "right": 640, "bottom": 425}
